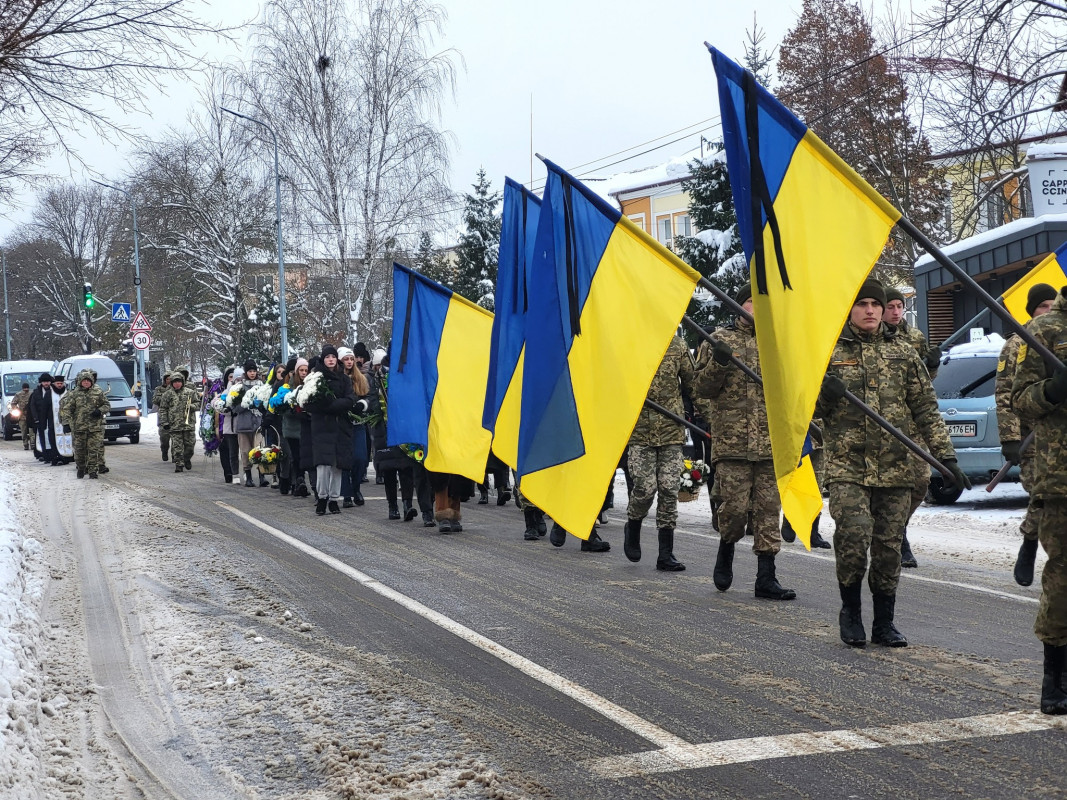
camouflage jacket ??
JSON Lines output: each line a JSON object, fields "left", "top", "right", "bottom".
{"left": 159, "top": 385, "right": 199, "bottom": 431}
{"left": 9, "top": 387, "right": 30, "bottom": 413}
{"left": 815, "top": 322, "right": 954, "bottom": 488}
{"left": 1011, "top": 289, "right": 1067, "bottom": 498}
{"left": 695, "top": 320, "right": 772, "bottom": 462}
{"left": 151, "top": 383, "right": 169, "bottom": 410}
{"left": 897, "top": 319, "right": 938, "bottom": 378}
{"left": 59, "top": 370, "right": 110, "bottom": 431}
{"left": 995, "top": 332, "right": 1028, "bottom": 444}
{"left": 629, "top": 336, "right": 698, "bottom": 447}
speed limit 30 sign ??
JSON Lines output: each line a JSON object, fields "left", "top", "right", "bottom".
{"left": 132, "top": 331, "right": 152, "bottom": 350}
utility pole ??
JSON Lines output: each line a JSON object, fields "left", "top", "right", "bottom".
{"left": 220, "top": 106, "right": 290, "bottom": 362}
{"left": 1, "top": 249, "right": 10, "bottom": 360}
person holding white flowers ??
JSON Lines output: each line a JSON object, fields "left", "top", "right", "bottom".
{"left": 233, "top": 359, "right": 266, "bottom": 487}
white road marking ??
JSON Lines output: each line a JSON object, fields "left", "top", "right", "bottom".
{"left": 589, "top": 710, "right": 1066, "bottom": 777}
{"left": 680, "top": 528, "right": 1039, "bottom": 604}
{"left": 217, "top": 502, "right": 689, "bottom": 750}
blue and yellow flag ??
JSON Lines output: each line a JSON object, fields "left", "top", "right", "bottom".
{"left": 1001, "top": 243, "right": 1067, "bottom": 323}
{"left": 517, "top": 159, "right": 700, "bottom": 537}
{"left": 387, "top": 263, "right": 493, "bottom": 483}
{"left": 483, "top": 178, "right": 542, "bottom": 468}
{"left": 709, "top": 47, "right": 902, "bottom": 548}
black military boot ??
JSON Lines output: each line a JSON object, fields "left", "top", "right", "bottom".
{"left": 353, "top": 488, "right": 364, "bottom": 506}
{"left": 328, "top": 500, "right": 341, "bottom": 514}
{"left": 871, "top": 593, "right": 908, "bottom": 647}
{"left": 713, "top": 541, "right": 735, "bottom": 591}
{"left": 478, "top": 485, "right": 489, "bottom": 504}
{"left": 161, "top": 448, "right": 168, "bottom": 462}
{"left": 403, "top": 501, "right": 418, "bottom": 522}
{"left": 315, "top": 497, "right": 328, "bottom": 515}
{"left": 523, "top": 507, "right": 541, "bottom": 541}
{"left": 655, "top": 528, "right": 685, "bottom": 571}
{"left": 754, "top": 554, "right": 795, "bottom": 600}
{"left": 623, "top": 518, "right": 642, "bottom": 562}
{"left": 244, "top": 469, "right": 254, "bottom": 487}
{"left": 581, "top": 530, "right": 610, "bottom": 552}
{"left": 174, "top": 464, "right": 183, "bottom": 473}
{"left": 1014, "top": 538, "right": 1039, "bottom": 587}
{"left": 185, "top": 459, "right": 192, "bottom": 471}
{"left": 535, "top": 509, "right": 547, "bottom": 537}
{"left": 1040, "top": 644, "right": 1067, "bottom": 715}
{"left": 809, "top": 515, "right": 831, "bottom": 549}
{"left": 388, "top": 502, "right": 401, "bottom": 520}
{"left": 497, "top": 487, "right": 511, "bottom": 506}
{"left": 900, "top": 533, "right": 918, "bottom": 568}
{"left": 549, "top": 522, "right": 566, "bottom": 547}
{"left": 781, "top": 518, "right": 797, "bottom": 543}
{"left": 839, "top": 582, "right": 866, "bottom": 647}
{"left": 76, "top": 466, "right": 85, "bottom": 479}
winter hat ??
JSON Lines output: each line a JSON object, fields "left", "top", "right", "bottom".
{"left": 243, "top": 359, "right": 258, "bottom": 373}
{"left": 885, "top": 287, "right": 906, "bottom": 306}
{"left": 337, "top": 346, "right": 355, "bottom": 361}
{"left": 353, "top": 342, "right": 371, "bottom": 361}
{"left": 285, "top": 357, "right": 298, "bottom": 374}
{"left": 371, "top": 347, "right": 387, "bottom": 366}
{"left": 171, "top": 374, "right": 185, "bottom": 385}
{"left": 321, "top": 344, "right": 339, "bottom": 361}
{"left": 38, "top": 373, "right": 52, "bottom": 383}
{"left": 223, "top": 366, "right": 235, "bottom": 383}
{"left": 1026, "top": 283, "right": 1057, "bottom": 317}
{"left": 162, "top": 372, "right": 172, "bottom": 381}
{"left": 295, "top": 357, "right": 309, "bottom": 371}
{"left": 234, "top": 368, "right": 244, "bottom": 382}
{"left": 855, "top": 277, "right": 887, "bottom": 308}
{"left": 734, "top": 282, "right": 752, "bottom": 305}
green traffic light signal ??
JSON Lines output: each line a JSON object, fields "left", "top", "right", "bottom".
{"left": 83, "top": 284, "right": 94, "bottom": 309}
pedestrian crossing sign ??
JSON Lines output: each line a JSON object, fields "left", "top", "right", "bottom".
{"left": 111, "top": 303, "right": 132, "bottom": 322}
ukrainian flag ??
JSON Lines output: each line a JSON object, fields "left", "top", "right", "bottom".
{"left": 517, "top": 158, "right": 700, "bottom": 537}
{"left": 1001, "top": 243, "right": 1067, "bottom": 323}
{"left": 387, "top": 263, "right": 493, "bottom": 483}
{"left": 483, "top": 178, "right": 541, "bottom": 468}
{"left": 709, "top": 47, "right": 901, "bottom": 547}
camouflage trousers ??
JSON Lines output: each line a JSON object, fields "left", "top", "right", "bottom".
{"left": 73, "top": 428, "right": 105, "bottom": 474}
{"left": 715, "top": 459, "right": 781, "bottom": 555}
{"left": 908, "top": 456, "right": 929, "bottom": 519}
{"left": 829, "top": 483, "right": 910, "bottom": 594}
{"left": 1020, "top": 456, "right": 1041, "bottom": 543}
{"left": 20, "top": 420, "right": 32, "bottom": 449}
{"left": 1036, "top": 498, "right": 1067, "bottom": 646}
{"left": 626, "top": 444, "right": 683, "bottom": 529}
{"left": 160, "top": 426, "right": 171, "bottom": 457}
{"left": 171, "top": 429, "right": 196, "bottom": 466}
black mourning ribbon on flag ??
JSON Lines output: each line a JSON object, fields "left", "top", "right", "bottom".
{"left": 398, "top": 271, "right": 416, "bottom": 374}
{"left": 561, "top": 175, "right": 582, "bottom": 337}
{"left": 741, "top": 69, "right": 791, "bottom": 295}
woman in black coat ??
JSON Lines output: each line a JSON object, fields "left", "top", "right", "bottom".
{"left": 306, "top": 345, "right": 361, "bottom": 515}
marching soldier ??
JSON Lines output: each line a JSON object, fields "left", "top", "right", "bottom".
{"left": 698, "top": 283, "right": 795, "bottom": 599}
{"left": 996, "top": 283, "right": 1056, "bottom": 587}
{"left": 884, "top": 287, "right": 943, "bottom": 568}
{"left": 159, "top": 368, "right": 198, "bottom": 473}
{"left": 60, "top": 369, "right": 110, "bottom": 478}
{"left": 10, "top": 382, "right": 31, "bottom": 450}
{"left": 152, "top": 372, "right": 172, "bottom": 461}
{"left": 1011, "top": 284, "right": 1067, "bottom": 715}
{"left": 623, "top": 335, "right": 697, "bottom": 571}
{"left": 817, "top": 279, "right": 966, "bottom": 648}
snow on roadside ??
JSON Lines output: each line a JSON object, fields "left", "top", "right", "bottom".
{"left": 0, "top": 464, "right": 47, "bottom": 796}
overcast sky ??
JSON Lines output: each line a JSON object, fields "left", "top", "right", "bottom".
{"left": 0, "top": 0, "right": 801, "bottom": 241}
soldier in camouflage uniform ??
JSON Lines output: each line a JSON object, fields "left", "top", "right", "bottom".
{"left": 159, "top": 368, "right": 198, "bottom": 473}
{"left": 59, "top": 369, "right": 110, "bottom": 478}
{"left": 696, "top": 283, "right": 795, "bottom": 600}
{"left": 1011, "top": 284, "right": 1067, "bottom": 715}
{"left": 623, "top": 335, "right": 697, "bottom": 571}
{"left": 817, "top": 279, "right": 966, "bottom": 648}
{"left": 152, "top": 372, "right": 172, "bottom": 461}
{"left": 885, "top": 287, "right": 943, "bottom": 569}
{"left": 997, "top": 284, "right": 1057, "bottom": 587}
{"left": 10, "top": 383, "right": 31, "bottom": 450}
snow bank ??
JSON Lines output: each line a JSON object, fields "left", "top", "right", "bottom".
{"left": 946, "top": 332, "right": 1006, "bottom": 357}
{"left": 0, "top": 466, "right": 46, "bottom": 794}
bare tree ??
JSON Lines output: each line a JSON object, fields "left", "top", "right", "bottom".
{"left": 0, "top": 0, "right": 230, "bottom": 198}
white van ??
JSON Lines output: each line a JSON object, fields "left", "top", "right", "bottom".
{"left": 1, "top": 359, "right": 54, "bottom": 440}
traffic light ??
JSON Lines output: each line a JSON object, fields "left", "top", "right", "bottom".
{"left": 83, "top": 283, "right": 94, "bottom": 309}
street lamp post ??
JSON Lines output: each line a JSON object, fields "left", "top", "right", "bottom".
{"left": 92, "top": 180, "right": 148, "bottom": 415}
{"left": 220, "top": 106, "right": 289, "bottom": 363}
{"left": 1, "top": 249, "right": 10, "bottom": 360}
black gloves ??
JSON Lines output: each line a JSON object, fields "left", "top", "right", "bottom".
{"left": 942, "top": 458, "right": 972, "bottom": 490}
{"left": 1045, "top": 366, "right": 1067, "bottom": 405}
{"left": 62, "top": 424, "right": 71, "bottom": 434}
{"left": 711, "top": 339, "right": 733, "bottom": 366}
{"left": 924, "top": 346, "right": 942, "bottom": 372}
{"left": 162, "top": 424, "right": 170, "bottom": 432}
{"left": 1001, "top": 440, "right": 1022, "bottom": 465}
{"left": 820, "top": 374, "right": 847, "bottom": 404}
{"left": 354, "top": 399, "right": 369, "bottom": 414}
{"left": 90, "top": 409, "right": 103, "bottom": 419}
{"left": 330, "top": 397, "right": 354, "bottom": 414}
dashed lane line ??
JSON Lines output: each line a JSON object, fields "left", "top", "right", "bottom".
{"left": 216, "top": 502, "right": 690, "bottom": 751}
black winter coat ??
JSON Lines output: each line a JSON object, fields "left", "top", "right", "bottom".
{"left": 307, "top": 367, "right": 356, "bottom": 469}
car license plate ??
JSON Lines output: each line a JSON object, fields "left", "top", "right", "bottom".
{"left": 948, "top": 422, "right": 977, "bottom": 437}
{"left": 105, "top": 423, "right": 119, "bottom": 430}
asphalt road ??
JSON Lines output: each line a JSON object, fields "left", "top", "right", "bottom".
{"left": 49, "top": 436, "right": 1067, "bottom": 799}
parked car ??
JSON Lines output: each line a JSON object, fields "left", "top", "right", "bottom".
{"left": 927, "top": 334, "right": 1018, "bottom": 504}
{"left": 51, "top": 354, "right": 142, "bottom": 444}
{"left": 1, "top": 359, "right": 56, "bottom": 440}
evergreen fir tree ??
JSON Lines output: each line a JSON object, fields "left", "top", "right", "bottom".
{"left": 453, "top": 168, "right": 502, "bottom": 310}
{"left": 238, "top": 290, "right": 281, "bottom": 367}
{"left": 413, "top": 230, "right": 456, "bottom": 288}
